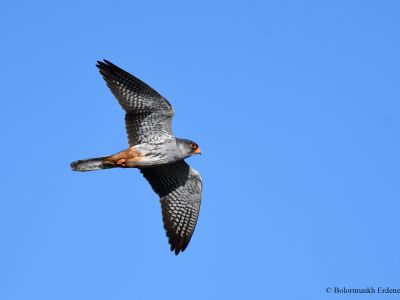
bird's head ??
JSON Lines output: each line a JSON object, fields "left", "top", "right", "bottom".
{"left": 178, "top": 139, "right": 201, "bottom": 157}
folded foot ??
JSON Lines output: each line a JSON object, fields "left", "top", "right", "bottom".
{"left": 117, "top": 158, "right": 127, "bottom": 167}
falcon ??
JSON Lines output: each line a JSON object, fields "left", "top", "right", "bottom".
{"left": 70, "top": 60, "right": 202, "bottom": 255}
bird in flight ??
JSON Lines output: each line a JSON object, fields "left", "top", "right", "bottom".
{"left": 71, "top": 60, "right": 202, "bottom": 255}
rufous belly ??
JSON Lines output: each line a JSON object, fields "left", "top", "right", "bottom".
{"left": 104, "top": 147, "right": 142, "bottom": 168}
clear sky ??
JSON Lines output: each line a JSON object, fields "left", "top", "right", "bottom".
{"left": 1, "top": 1, "right": 399, "bottom": 299}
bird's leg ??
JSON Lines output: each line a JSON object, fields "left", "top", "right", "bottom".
{"left": 116, "top": 158, "right": 127, "bottom": 167}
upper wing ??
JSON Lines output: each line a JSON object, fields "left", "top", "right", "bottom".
{"left": 140, "top": 161, "right": 202, "bottom": 255}
{"left": 97, "top": 60, "right": 174, "bottom": 145}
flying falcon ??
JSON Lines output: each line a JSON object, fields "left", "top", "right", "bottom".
{"left": 71, "top": 60, "right": 202, "bottom": 255}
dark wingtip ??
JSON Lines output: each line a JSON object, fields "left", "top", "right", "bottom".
{"left": 169, "top": 235, "right": 190, "bottom": 255}
{"left": 172, "top": 246, "right": 182, "bottom": 255}
{"left": 96, "top": 59, "right": 116, "bottom": 69}
{"left": 96, "top": 59, "right": 107, "bottom": 70}
{"left": 96, "top": 59, "right": 124, "bottom": 79}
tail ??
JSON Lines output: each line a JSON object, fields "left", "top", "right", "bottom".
{"left": 70, "top": 156, "right": 115, "bottom": 172}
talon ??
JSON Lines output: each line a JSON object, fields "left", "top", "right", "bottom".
{"left": 117, "top": 158, "right": 126, "bottom": 167}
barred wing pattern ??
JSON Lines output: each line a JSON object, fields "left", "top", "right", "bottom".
{"left": 140, "top": 161, "right": 202, "bottom": 254}
{"left": 97, "top": 60, "right": 174, "bottom": 145}
{"left": 96, "top": 60, "right": 203, "bottom": 254}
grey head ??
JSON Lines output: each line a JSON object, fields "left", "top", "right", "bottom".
{"left": 176, "top": 138, "right": 201, "bottom": 158}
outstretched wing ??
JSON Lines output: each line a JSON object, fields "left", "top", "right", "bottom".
{"left": 140, "top": 161, "right": 202, "bottom": 255}
{"left": 97, "top": 60, "right": 174, "bottom": 145}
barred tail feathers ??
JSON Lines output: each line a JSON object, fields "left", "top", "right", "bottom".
{"left": 70, "top": 156, "right": 115, "bottom": 172}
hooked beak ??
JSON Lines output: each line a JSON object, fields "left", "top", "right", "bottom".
{"left": 194, "top": 147, "right": 202, "bottom": 155}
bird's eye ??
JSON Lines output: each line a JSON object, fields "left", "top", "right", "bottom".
{"left": 192, "top": 143, "right": 197, "bottom": 149}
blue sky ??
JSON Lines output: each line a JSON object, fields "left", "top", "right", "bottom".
{"left": 1, "top": 1, "right": 399, "bottom": 299}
